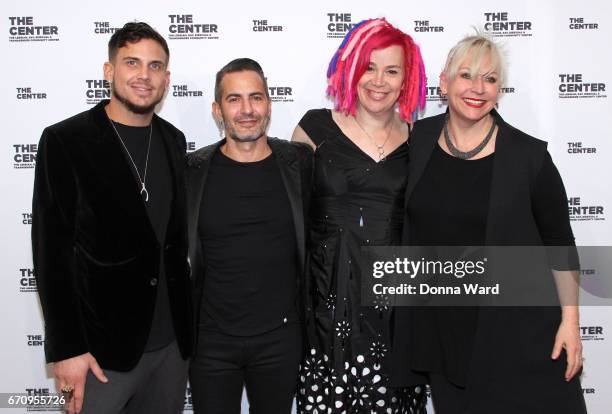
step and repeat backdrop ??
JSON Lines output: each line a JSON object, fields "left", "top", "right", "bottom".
{"left": 2, "top": 0, "right": 610, "bottom": 412}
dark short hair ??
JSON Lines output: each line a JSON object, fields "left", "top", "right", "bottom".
{"left": 108, "top": 22, "right": 169, "bottom": 62}
{"left": 214, "top": 58, "right": 269, "bottom": 103}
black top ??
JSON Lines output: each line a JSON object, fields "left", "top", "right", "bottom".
{"left": 113, "top": 121, "right": 174, "bottom": 351}
{"left": 296, "top": 109, "right": 427, "bottom": 412}
{"left": 407, "top": 143, "right": 575, "bottom": 386}
{"left": 198, "top": 150, "right": 298, "bottom": 336}
{"left": 407, "top": 143, "right": 493, "bottom": 386}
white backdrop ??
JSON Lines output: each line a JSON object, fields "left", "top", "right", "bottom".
{"left": 2, "top": 0, "right": 610, "bottom": 412}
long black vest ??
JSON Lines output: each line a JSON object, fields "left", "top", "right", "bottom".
{"left": 392, "top": 111, "right": 585, "bottom": 414}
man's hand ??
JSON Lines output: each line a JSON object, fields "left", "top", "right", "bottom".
{"left": 53, "top": 352, "right": 108, "bottom": 413}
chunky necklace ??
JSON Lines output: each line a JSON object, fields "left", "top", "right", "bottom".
{"left": 443, "top": 114, "right": 496, "bottom": 160}
{"left": 354, "top": 116, "right": 393, "bottom": 162}
{"left": 109, "top": 120, "right": 152, "bottom": 202}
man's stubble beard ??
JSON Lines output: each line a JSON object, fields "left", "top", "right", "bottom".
{"left": 111, "top": 82, "right": 165, "bottom": 115}
{"left": 223, "top": 113, "right": 271, "bottom": 143}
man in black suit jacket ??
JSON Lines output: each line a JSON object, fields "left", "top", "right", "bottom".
{"left": 32, "top": 22, "right": 192, "bottom": 413}
{"left": 186, "top": 58, "right": 312, "bottom": 414}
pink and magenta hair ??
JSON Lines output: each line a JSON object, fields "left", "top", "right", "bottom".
{"left": 326, "top": 18, "right": 426, "bottom": 121}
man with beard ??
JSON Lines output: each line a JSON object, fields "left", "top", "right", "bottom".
{"left": 32, "top": 22, "right": 192, "bottom": 413}
{"left": 186, "top": 58, "right": 312, "bottom": 413}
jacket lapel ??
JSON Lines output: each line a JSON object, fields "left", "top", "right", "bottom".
{"left": 269, "top": 138, "right": 306, "bottom": 271}
{"left": 484, "top": 109, "right": 543, "bottom": 245}
{"left": 404, "top": 113, "right": 444, "bottom": 211}
{"left": 485, "top": 110, "right": 509, "bottom": 245}
{"left": 186, "top": 140, "right": 221, "bottom": 274}
{"left": 156, "top": 115, "right": 183, "bottom": 199}
{"left": 155, "top": 114, "right": 188, "bottom": 244}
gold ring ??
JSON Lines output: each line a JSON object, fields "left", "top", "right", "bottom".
{"left": 61, "top": 385, "right": 74, "bottom": 394}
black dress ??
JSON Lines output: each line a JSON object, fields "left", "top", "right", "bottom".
{"left": 296, "top": 109, "right": 427, "bottom": 414}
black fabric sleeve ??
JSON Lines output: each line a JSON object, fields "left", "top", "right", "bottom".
{"left": 178, "top": 130, "right": 187, "bottom": 153}
{"left": 298, "top": 109, "right": 333, "bottom": 147}
{"left": 32, "top": 128, "right": 88, "bottom": 362}
{"left": 531, "top": 151, "right": 578, "bottom": 270}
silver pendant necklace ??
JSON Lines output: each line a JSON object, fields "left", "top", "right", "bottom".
{"left": 109, "top": 120, "right": 152, "bottom": 202}
{"left": 354, "top": 116, "right": 393, "bottom": 162}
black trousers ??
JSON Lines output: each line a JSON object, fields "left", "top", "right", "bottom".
{"left": 189, "top": 321, "right": 302, "bottom": 414}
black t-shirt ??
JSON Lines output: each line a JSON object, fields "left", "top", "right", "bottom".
{"left": 198, "top": 149, "right": 298, "bottom": 336}
{"left": 112, "top": 120, "right": 175, "bottom": 351}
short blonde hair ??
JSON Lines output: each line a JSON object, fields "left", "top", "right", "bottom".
{"left": 442, "top": 33, "right": 507, "bottom": 87}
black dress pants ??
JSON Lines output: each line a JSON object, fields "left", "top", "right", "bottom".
{"left": 189, "top": 321, "right": 302, "bottom": 414}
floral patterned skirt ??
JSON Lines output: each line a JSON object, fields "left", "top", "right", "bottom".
{"left": 297, "top": 348, "right": 427, "bottom": 414}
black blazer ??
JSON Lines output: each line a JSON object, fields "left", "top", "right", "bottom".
{"left": 392, "top": 110, "right": 585, "bottom": 413}
{"left": 32, "top": 100, "right": 193, "bottom": 371}
{"left": 185, "top": 138, "right": 313, "bottom": 338}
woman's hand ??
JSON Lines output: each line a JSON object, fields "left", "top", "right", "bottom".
{"left": 551, "top": 319, "right": 583, "bottom": 381}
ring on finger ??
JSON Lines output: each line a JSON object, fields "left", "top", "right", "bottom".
{"left": 61, "top": 385, "right": 74, "bottom": 398}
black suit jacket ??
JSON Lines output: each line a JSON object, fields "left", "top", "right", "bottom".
{"left": 392, "top": 110, "right": 585, "bottom": 413}
{"left": 32, "top": 100, "right": 193, "bottom": 371}
{"left": 185, "top": 138, "right": 313, "bottom": 340}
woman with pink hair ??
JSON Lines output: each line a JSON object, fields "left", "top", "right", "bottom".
{"left": 292, "top": 18, "right": 428, "bottom": 413}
